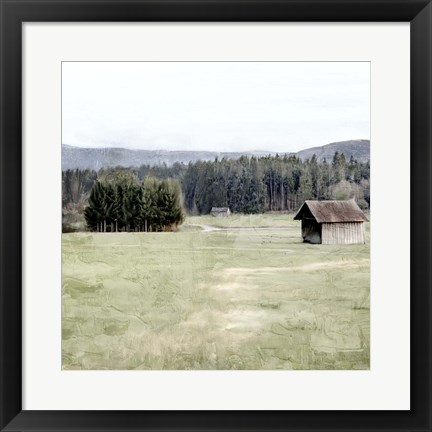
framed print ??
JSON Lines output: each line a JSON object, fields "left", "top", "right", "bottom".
{"left": 0, "top": 1, "right": 431, "bottom": 431}
{"left": 61, "top": 60, "right": 372, "bottom": 373}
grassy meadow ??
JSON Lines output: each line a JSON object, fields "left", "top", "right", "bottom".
{"left": 62, "top": 214, "right": 370, "bottom": 370}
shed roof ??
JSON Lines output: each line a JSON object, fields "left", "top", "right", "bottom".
{"left": 293, "top": 199, "right": 368, "bottom": 223}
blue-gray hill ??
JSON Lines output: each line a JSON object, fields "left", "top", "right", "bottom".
{"left": 295, "top": 139, "right": 370, "bottom": 163}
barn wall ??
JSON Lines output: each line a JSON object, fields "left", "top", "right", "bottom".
{"left": 321, "top": 222, "right": 365, "bottom": 244}
{"left": 210, "top": 211, "right": 229, "bottom": 217}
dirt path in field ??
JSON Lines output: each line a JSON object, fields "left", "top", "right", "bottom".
{"left": 198, "top": 224, "right": 221, "bottom": 232}
{"left": 188, "top": 224, "right": 290, "bottom": 232}
{"left": 222, "top": 259, "right": 370, "bottom": 276}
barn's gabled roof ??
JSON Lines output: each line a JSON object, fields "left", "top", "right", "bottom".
{"left": 293, "top": 199, "right": 368, "bottom": 223}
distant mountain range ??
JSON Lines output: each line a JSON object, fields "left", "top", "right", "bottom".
{"left": 295, "top": 139, "right": 370, "bottom": 163}
{"left": 62, "top": 139, "right": 370, "bottom": 171}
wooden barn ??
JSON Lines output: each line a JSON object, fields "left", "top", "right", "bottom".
{"left": 210, "top": 207, "right": 231, "bottom": 217}
{"left": 293, "top": 199, "right": 367, "bottom": 244}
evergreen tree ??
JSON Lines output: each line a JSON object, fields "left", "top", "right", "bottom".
{"left": 84, "top": 181, "right": 107, "bottom": 232}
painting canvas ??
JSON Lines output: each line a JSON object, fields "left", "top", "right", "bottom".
{"left": 61, "top": 61, "right": 370, "bottom": 370}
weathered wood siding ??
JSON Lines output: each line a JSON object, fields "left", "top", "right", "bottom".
{"left": 321, "top": 222, "right": 365, "bottom": 244}
{"left": 301, "top": 219, "right": 321, "bottom": 244}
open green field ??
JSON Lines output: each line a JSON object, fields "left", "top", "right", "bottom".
{"left": 62, "top": 214, "right": 370, "bottom": 370}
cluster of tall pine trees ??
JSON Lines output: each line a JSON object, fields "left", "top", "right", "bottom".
{"left": 83, "top": 175, "right": 184, "bottom": 232}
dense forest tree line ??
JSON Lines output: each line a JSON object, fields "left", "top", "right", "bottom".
{"left": 83, "top": 173, "right": 184, "bottom": 232}
{"left": 182, "top": 152, "right": 369, "bottom": 213}
{"left": 62, "top": 168, "right": 98, "bottom": 206}
{"left": 62, "top": 151, "right": 370, "bottom": 220}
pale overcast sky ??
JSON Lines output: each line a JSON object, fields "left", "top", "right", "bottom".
{"left": 62, "top": 62, "right": 370, "bottom": 153}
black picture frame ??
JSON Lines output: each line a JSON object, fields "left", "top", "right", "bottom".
{"left": 1, "top": 1, "right": 431, "bottom": 431}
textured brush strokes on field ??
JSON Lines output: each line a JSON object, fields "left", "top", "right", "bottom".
{"left": 62, "top": 214, "right": 370, "bottom": 370}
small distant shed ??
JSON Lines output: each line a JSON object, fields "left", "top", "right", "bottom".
{"left": 210, "top": 207, "right": 231, "bottom": 217}
{"left": 293, "top": 199, "right": 367, "bottom": 244}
